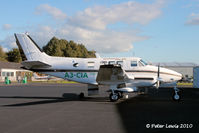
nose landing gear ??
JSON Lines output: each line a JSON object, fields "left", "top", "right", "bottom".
{"left": 173, "top": 86, "right": 181, "bottom": 101}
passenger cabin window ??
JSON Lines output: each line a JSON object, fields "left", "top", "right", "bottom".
{"left": 88, "top": 62, "right": 95, "bottom": 68}
{"left": 116, "top": 61, "right": 123, "bottom": 67}
{"left": 100, "top": 61, "right": 108, "bottom": 65}
{"left": 131, "top": 61, "right": 137, "bottom": 67}
{"left": 108, "top": 61, "right": 115, "bottom": 65}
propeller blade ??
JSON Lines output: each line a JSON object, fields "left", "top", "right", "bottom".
{"left": 156, "top": 64, "right": 160, "bottom": 89}
{"left": 157, "top": 64, "right": 160, "bottom": 78}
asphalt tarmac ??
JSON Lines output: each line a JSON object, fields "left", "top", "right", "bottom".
{"left": 0, "top": 83, "right": 199, "bottom": 133}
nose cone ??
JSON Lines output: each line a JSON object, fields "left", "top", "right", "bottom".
{"left": 162, "top": 67, "right": 183, "bottom": 81}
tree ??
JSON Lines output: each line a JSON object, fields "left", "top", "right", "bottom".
{"left": 0, "top": 45, "right": 7, "bottom": 61}
{"left": 43, "top": 37, "right": 96, "bottom": 58}
{"left": 43, "top": 37, "right": 60, "bottom": 56}
{"left": 6, "top": 48, "right": 22, "bottom": 63}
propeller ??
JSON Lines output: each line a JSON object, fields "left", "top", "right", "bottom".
{"left": 156, "top": 64, "right": 161, "bottom": 89}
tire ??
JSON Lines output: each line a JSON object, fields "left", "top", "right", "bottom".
{"left": 109, "top": 93, "right": 119, "bottom": 102}
{"left": 172, "top": 92, "right": 181, "bottom": 101}
{"left": 79, "top": 92, "right": 84, "bottom": 99}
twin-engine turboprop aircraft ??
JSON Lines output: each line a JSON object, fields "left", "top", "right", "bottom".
{"left": 14, "top": 33, "right": 182, "bottom": 102}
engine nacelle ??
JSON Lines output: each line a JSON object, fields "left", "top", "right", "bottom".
{"left": 117, "top": 87, "right": 137, "bottom": 93}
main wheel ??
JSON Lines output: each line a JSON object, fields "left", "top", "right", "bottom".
{"left": 79, "top": 92, "right": 84, "bottom": 99}
{"left": 109, "top": 92, "right": 119, "bottom": 102}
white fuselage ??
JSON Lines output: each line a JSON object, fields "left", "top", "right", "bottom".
{"left": 33, "top": 55, "right": 182, "bottom": 86}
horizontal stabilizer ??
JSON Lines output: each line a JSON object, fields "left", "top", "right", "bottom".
{"left": 21, "top": 61, "right": 51, "bottom": 69}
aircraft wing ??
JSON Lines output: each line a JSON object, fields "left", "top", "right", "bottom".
{"left": 21, "top": 61, "right": 51, "bottom": 69}
{"left": 96, "top": 65, "right": 134, "bottom": 85}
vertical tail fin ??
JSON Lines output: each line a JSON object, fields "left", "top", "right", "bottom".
{"left": 14, "top": 33, "right": 47, "bottom": 61}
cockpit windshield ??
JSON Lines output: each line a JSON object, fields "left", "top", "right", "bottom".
{"left": 140, "top": 59, "right": 148, "bottom": 66}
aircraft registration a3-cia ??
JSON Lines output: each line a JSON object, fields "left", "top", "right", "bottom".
{"left": 14, "top": 33, "right": 183, "bottom": 102}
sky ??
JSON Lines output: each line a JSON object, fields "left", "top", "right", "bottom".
{"left": 0, "top": 0, "right": 199, "bottom": 64}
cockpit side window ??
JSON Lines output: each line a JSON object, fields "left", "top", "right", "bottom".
{"left": 140, "top": 59, "right": 148, "bottom": 66}
{"left": 131, "top": 61, "right": 137, "bottom": 67}
{"left": 138, "top": 61, "right": 144, "bottom": 67}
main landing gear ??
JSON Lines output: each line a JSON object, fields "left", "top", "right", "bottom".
{"left": 109, "top": 91, "right": 127, "bottom": 102}
{"left": 172, "top": 86, "right": 181, "bottom": 101}
{"left": 109, "top": 92, "right": 119, "bottom": 102}
{"left": 79, "top": 92, "right": 85, "bottom": 99}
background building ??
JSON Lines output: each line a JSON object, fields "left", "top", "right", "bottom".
{"left": 0, "top": 61, "right": 32, "bottom": 82}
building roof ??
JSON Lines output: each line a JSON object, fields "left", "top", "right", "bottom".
{"left": 153, "top": 62, "right": 198, "bottom": 67}
{"left": 0, "top": 61, "right": 23, "bottom": 70}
